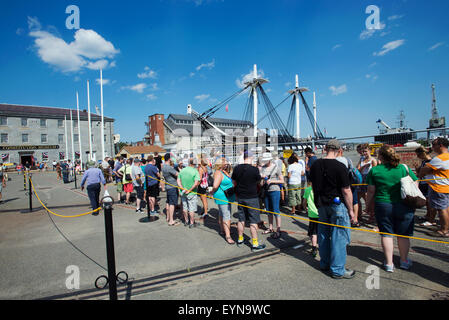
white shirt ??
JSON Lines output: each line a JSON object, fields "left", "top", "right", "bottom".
{"left": 288, "top": 162, "right": 304, "bottom": 185}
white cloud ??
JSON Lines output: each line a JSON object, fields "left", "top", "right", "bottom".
{"left": 27, "top": 17, "right": 119, "bottom": 73}
{"left": 122, "top": 83, "right": 147, "bottom": 93}
{"left": 332, "top": 44, "right": 342, "bottom": 51}
{"left": 194, "top": 94, "right": 210, "bottom": 102}
{"left": 373, "top": 39, "right": 405, "bottom": 56}
{"left": 236, "top": 68, "right": 266, "bottom": 89}
{"left": 369, "top": 62, "right": 377, "bottom": 68}
{"left": 96, "top": 78, "right": 112, "bottom": 85}
{"left": 365, "top": 74, "right": 378, "bottom": 81}
{"left": 149, "top": 83, "right": 159, "bottom": 91}
{"left": 138, "top": 66, "right": 158, "bottom": 79}
{"left": 196, "top": 59, "right": 215, "bottom": 71}
{"left": 329, "top": 84, "right": 347, "bottom": 96}
{"left": 359, "top": 22, "right": 386, "bottom": 40}
{"left": 146, "top": 94, "right": 157, "bottom": 100}
{"left": 428, "top": 42, "right": 445, "bottom": 51}
{"left": 388, "top": 14, "right": 404, "bottom": 21}
{"left": 285, "top": 82, "right": 292, "bottom": 87}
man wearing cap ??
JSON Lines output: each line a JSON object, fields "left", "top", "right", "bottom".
{"left": 144, "top": 155, "right": 161, "bottom": 216}
{"left": 309, "top": 139, "right": 355, "bottom": 279}
{"left": 231, "top": 150, "right": 266, "bottom": 252}
{"left": 81, "top": 161, "right": 107, "bottom": 215}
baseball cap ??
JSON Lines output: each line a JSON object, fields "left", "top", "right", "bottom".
{"left": 326, "top": 139, "right": 341, "bottom": 150}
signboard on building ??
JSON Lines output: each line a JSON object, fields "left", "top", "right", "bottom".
{"left": 0, "top": 145, "right": 60, "bottom": 151}
{"left": 394, "top": 147, "right": 421, "bottom": 171}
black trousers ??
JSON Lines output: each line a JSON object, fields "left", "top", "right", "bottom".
{"left": 87, "top": 183, "right": 101, "bottom": 210}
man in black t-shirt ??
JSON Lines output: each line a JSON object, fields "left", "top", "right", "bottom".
{"left": 232, "top": 151, "right": 266, "bottom": 252}
{"left": 310, "top": 140, "right": 355, "bottom": 280}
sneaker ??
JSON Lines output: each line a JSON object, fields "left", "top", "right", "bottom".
{"left": 331, "top": 269, "right": 356, "bottom": 279}
{"left": 383, "top": 262, "right": 395, "bottom": 273}
{"left": 135, "top": 209, "right": 142, "bottom": 213}
{"left": 310, "top": 246, "right": 318, "bottom": 258}
{"left": 399, "top": 259, "right": 412, "bottom": 270}
{"left": 236, "top": 239, "right": 244, "bottom": 247}
{"left": 251, "top": 243, "right": 266, "bottom": 252}
{"left": 189, "top": 222, "right": 198, "bottom": 229}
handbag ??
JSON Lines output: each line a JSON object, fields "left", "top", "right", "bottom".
{"left": 218, "top": 172, "right": 235, "bottom": 199}
{"left": 400, "top": 164, "right": 426, "bottom": 209}
{"left": 124, "top": 164, "right": 132, "bottom": 182}
{"left": 259, "top": 165, "right": 277, "bottom": 199}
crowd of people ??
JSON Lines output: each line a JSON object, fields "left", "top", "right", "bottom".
{"left": 76, "top": 137, "right": 449, "bottom": 279}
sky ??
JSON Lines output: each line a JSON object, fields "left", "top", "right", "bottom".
{"left": 0, "top": 0, "right": 448, "bottom": 142}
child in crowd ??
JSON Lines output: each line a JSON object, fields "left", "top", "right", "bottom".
{"left": 303, "top": 181, "right": 319, "bottom": 257}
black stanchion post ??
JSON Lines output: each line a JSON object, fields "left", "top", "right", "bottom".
{"left": 23, "top": 171, "right": 26, "bottom": 191}
{"left": 73, "top": 168, "right": 77, "bottom": 189}
{"left": 102, "top": 196, "right": 117, "bottom": 300}
{"left": 28, "top": 173, "right": 32, "bottom": 212}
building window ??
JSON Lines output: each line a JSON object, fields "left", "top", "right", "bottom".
{"left": 1, "top": 133, "right": 7, "bottom": 143}
{"left": 58, "top": 134, "right": 64, "bottom": 144}
{"left": 158, "top": 116, "right": 161, "bottom": 120}
{"left": 74, "top": 134, "right": 79, "bottom": 142}
{"left": 58, "top": 119, "right": 64, "bottom": 128}
{"left": 41, "top": 134, "right": 47, "bottom": 143}
{"left": 0, "top": 116, "right": 7, "bottom": 126}
{"left": 73, "top": 120, "right": 78, "bottom": 128}
{"left": 40, "top": 119, "right": 47, "bottom": 127}
{"left": 91, "top": 135, "right": 94, "bottom": 143}
{"left": 22, "top": 134, "right": 29, "bottom": 143}
{"left": 21, "top": 118, "right": 28, "bottom": 127}
{"left": 104, "top": 135, "right": 107, "bottom": 142}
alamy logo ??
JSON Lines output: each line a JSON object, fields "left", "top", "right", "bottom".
{"left": 65, "top": 265, "right": 80, "bottom": 289}
{"left": 65, "top": 5, "right": 80, "bottom": 30}
{"left": 365, "top": 5, "right": 381, "bottom": 30}
{"left": 365, "top": 265, "right": 380, "bottom": 289}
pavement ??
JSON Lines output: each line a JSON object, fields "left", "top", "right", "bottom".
{"left": 0, "top": 170, "right": 448, "bottom": 300}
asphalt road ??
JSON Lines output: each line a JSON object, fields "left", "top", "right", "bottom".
{"left": 0, "top": 170, "right": 448, "bottom": 300}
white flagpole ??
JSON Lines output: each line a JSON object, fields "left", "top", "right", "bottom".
{"left": 87, "top": 80, "right": 93, "bottom": 161}
{"left": 100, "top": 69, "right": 105, "bottom": 160}
{"left": 70, "top": 109, "right": 75, "bottom": 164}
{"left": 76, "top": 92, "right": 83, "bottom": 169}
{"left": 64, "top": 115, "right": 69, "bottom": 161}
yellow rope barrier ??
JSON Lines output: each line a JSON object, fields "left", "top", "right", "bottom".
{"left": 29, "top": 177, "right": 101, "bottom": 218}
{"left": 145, "top": 175, "right": 449, "bottom": 245}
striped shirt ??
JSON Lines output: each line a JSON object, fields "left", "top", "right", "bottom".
{"left": 426, "top": 153, "right": 449, "bottom": 194}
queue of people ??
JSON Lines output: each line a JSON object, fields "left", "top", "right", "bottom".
{"left": 74, "top": 137, "right": 449, "bottom": 278}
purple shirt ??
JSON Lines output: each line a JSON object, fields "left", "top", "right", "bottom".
{"left": 81, "top": 168, "right": 106, "bottom": 187}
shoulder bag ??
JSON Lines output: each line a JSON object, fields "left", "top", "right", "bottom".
{"left": 400, "top": 164, "right": 426, "bottom": 209}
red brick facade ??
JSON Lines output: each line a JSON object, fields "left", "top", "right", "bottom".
{"left": 147, "top": 114, "right": 165, "bottom": 145}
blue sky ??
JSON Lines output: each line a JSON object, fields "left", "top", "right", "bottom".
{"left": 0, "top": 0, "right": 448, "bottom": 142}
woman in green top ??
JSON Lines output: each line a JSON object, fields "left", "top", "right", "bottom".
{"left": 210, "top": 158, "right": 236, "bottom": 245}
{"left": 366, "top": 146, "right": 418, "bottom": 272}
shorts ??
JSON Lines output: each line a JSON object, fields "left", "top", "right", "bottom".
{"left": 116, "top": 181, "right": 123, "bottom": 193}
{"left": 197, "top": 186, "right": 207, "bottom": 195}
{"left": 236, "top": 197, "right": 261, "bottom": 225}
{"left": 288, "top": 185, "right": 302, "bottom": 207}
{"left": 134, "top": 185, "right": 144, "bottom": 200}
{"left": 166, "top": 188, "right": 178, "bottom": 206}
{"left": 147, "top": 183, "right": 159, "bottom": 198}
{"left": 428, "top": 188, "right": 449, "bottom": 210}
{"left": 418, "top": 183, "right": 429, "bottom": 197}
{"left": 182, "top": 193, "right": 198, "bottom": 213}
{"left": 308, "top": 217, "right": 319, "bottom": 237}
{"left": 123, "top": 183, "right": 133, "bottom": 193}
{"left": 374, "top": 202, "right": 414, "bottom": 238}
{"left": 218, "top": 203, "right": 232, "bottom": 221}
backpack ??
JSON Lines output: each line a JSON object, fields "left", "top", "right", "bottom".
{"left": 347, "top": 158, "right": 362, "bottom": 185}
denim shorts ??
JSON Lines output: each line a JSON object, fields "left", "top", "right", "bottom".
{"left": 236, "top": 197, "right": 261, "bottom": 225}
{"left": 218, "top": 203, "right": 232, "bottom": 221}
{"left": 166, "top": 188, "right": 178, "bottom": 206}
{"left": 428, "top": 188, "right": 449, "bottom": 210}
{"left": 374, "top": 202, "right": 414, "bottom": 238}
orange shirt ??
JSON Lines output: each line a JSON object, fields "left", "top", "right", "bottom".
{"left": 426, "top": 152, "right": 449, "bottom": 194}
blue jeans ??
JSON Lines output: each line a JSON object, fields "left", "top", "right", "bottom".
{"left": 318, "top": 203, "right": 351, "bottom": 276}
{"left": 87, "top": 183, "right": 101, "bottom": 211}
{"left": 264, "top": 191, "right": 281, "bottom": 216}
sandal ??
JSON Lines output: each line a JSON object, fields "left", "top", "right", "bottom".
{"left": 225, "top": 237, "right": 235, "bottom": 245}
{"left": 271, "top": 231, "right": 281, "bottom": 239}
{"left": 351, "top": 222, "right": 361, "bottom": 228}
{"left": 419, "top": 221, "right": 436, "bottom": 227}
{"left": 426, "top": 230, "right": 449, "bottom": 238}
{"left": 168, "top": 221, "right": 180, "bottom": 226}
{"left": 263, "top": 229, "right": 274, "bottom": 235}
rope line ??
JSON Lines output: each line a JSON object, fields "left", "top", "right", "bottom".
{"left": 29, "top": 177, "right": 101, "bottom": 218}
{"left": 27, "top": 174, "right": 449, "bottom": 244}
{"left": 146, "top": 175, "right": 449, "bottom": 245}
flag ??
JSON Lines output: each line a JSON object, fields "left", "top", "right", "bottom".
{"left": 42, "top": 152, "right": 48, "bottom": 160}
{"left": 59, "top": 152, "right": 65, "bottom": 160}
{"left": 225, "top": 104, "right": 229, "bottom": 112}
{"left": 1, "top": 154, "right": 8, "bottom": 161}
